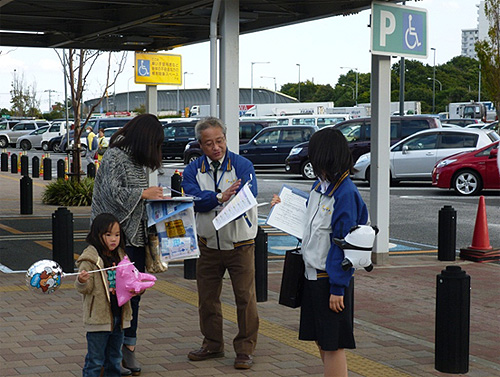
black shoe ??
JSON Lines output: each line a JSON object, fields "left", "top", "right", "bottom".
{"left": 188, "top": 347, "right": 225, "bottom": 361}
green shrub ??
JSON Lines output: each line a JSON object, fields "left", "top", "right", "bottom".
{"left": 42, "top": 178, "right": 94, "bottom": 206}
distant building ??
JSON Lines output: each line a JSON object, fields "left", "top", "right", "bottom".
{"left": 83, "top": 88, "right": 297, "bottom": 115}
{"left": 461, "top": 28, "right": 479, "bottom": 59}
{"left": 461, "top": 1, "right": 489, "bottom": 60}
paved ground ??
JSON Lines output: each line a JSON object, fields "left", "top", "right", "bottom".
{"left": 1, "top": 171, "right": 500, "bottom": 377}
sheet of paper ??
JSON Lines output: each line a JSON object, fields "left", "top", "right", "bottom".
{"left": 212, "top": 182, "right": 258, "bottom": 230}
{"left": 266, "top": 185, "right": 308, "bottom": 239}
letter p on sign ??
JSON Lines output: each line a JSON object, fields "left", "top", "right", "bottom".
{"left": 380, "top": 10, "right": 396, "bottom": 47}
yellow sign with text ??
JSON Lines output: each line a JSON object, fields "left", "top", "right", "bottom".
{"left": 134, "top": 52, "right": 182, "bottom": 85}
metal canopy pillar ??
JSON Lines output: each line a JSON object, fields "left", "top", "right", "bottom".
{"left": 370, "top": 54, "right": 391, "bottom": 264}
{"left": 219, "top": 0, "right": 239, "bottom": 152}
{"left": 146, "top": 84, "right": 158, "bottom": 186}
{"left": 145, "top": 85, "right": 158, "bottom": 115}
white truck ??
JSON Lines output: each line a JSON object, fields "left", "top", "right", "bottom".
{"left": 448, "top": 101, "right": 496, "bottom": 122}
{"left": 191, "top": 102, "right": 336, "bottom": 118}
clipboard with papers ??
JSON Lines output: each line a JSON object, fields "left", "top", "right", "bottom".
{"left": 266, "top": 184, "right": 308, "bottom": 240}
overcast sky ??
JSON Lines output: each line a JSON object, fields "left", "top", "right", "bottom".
{"left": 0, "top": 0, "right": 481, "bottom": 111}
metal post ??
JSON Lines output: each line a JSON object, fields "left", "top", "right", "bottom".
{"left": 20, "top": 155, "right": 29, "bottom": 177}
{"left": 438, "top": 205, "right": 456, "bottom": 261}
{"left": 11, "top": 153, "right": 18, "bottom": 174}
{"left": 254, "top": 226, "right": 268, "bottom": 302}
{"left": 20, "top": 175, "right": 33, "bottom": 215}
{"left": 435, "top": 266, "right": 470, "bottom": 374}
{"left": 32, "top": 156, "right": 39, "bottom": 178}
{"left": 43, "top": 156, "right": 52, "bottom": 180}
{"left": 1, "top": 152, "right": 8, "bottom": 171}
{"left": 52, "top": 207, "right": 74, "bottom": 273}
{"left": 57, "top": 159, "right": 66, "bottom": 180}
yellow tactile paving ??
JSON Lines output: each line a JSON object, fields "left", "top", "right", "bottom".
{"left": 152, "top": 280, "right": 412, "bottom": 377}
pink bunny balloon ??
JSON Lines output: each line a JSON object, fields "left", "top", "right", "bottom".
{"left": 115, "top": 256, "right": 157, "bottom": 307}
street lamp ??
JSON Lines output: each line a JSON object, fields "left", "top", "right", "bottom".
{"left": 183, "top": 71, "right": 193, "bottom": 114}
{"left": 342, "top": 84, "right": 355, "bottom": 100}
{"left": 340, "top": 66, "right": 358, "bottom": 105}
{"left": 127, "top": 76, "right": 134, "bottom": 113}
{"left": 296, "top": 63, "right": 301, "bottom": 102}
{"left": 427, "top": 77, "right": 442, "bottom": 91}
{"left": 250, "top": 62, "right": 269, "bottom": 104}
{"left": 478, "top": 64, "right": 481, "bottom": 102}
{"left": 44, "top": 89, "right": 56, "bottom": 112}
{"left": 261, "top": 76, "right": 277, "bottom": 103}
{"left": 431, "top": 47, "right": 436, "bottom": 113}
{"left": 113, "top": 70, "right": 116, "bottom": 113}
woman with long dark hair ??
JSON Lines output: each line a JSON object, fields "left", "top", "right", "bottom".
{"left": 272, "top": 128, "right": 368, "bottom": 376}
{"left": 91, "top": 113, "right": 165, "bottom": 375}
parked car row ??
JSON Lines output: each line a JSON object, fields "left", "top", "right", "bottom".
{"left": 351, "top": 128, "right": 499, "bottom": 185}
{"left": 285, "top": 115, "right": 442, "bottom": 179}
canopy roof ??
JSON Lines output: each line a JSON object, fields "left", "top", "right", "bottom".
{"left": 0, "top": 0, "right": 401, "bottom": 51}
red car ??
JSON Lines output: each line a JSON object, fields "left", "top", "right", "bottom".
{"left": 432, "top": 141, "right": 499, "bottom": 195}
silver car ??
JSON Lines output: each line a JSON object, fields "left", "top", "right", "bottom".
{"left": 0, "top": 120, "right": 49, "bottom": 147}
{"left": 352, "top": 128, "right": 500, "bottom": 183}
{"left": 16, "top": 126, "right": 51, "bottom": 150}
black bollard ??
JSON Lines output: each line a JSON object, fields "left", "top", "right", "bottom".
{"left": 57, "top": 159, "right": 66, "bottom": 180}
{"left": 255, "top": 226, "right": 268, "bottom": 302}
{"left": 20, "top": 175, "right": 33, "bottom": 214}
{"left": 184, "top": 258, "right": 197, "bottom": 280}
{"left": 52, "top": 207, "right": 74, "bottom": 273}
{"left": 438, "top": 205, "right": 456, "bottom": 261}
{"left": 43, "top": 156, "right": 52, "bottom": 180}
{"left": 11, "top": 153, "right": 18, "bottom": 174}
{"left": 87, "top": 162, "right": 96, "bottom": 178}
{"left": 20, "top": 155, "right": 29, "bottom": 177}
{"left": 1, "top": 152, "right": 8, "bottom": 171}
{"left": 32, "top": 156, "right": 40, "bottom": 178}
{"left": 435, "top": 266, "right": 470, "bottom": 374}
{"left": 171, "top": 170, "right": 182, "bottom": 197}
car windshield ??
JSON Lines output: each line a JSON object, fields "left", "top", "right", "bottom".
{"left": 487, "top": 131, "right": 500, "bottom": 142}
{"left": 336, "top": 122, "right": 362, "bottom": 142}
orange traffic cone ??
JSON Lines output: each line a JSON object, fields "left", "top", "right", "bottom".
{"left": 468, "top": 196, "right": 492, "bottom": 251}
{"left": 460, "top": 196, "right": 499, "bottom": 262}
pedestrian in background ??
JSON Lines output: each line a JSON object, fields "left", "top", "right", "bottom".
{"left": 91, "top": 113, "right": 165, "bottom": 376}
{"left": 97, "top": 127, "right": 108, "bottom": 162}
{"left": 182, "top": 117, "right": 259, "bottom": 370}
{"left": 271, "top": 128, "right": 368, "bottom": 377}
{"left": 75, "top": 213, "right": 132, "bottom": 377}
{"left": 86, "top": 125, "right": 97, "bottom": 164}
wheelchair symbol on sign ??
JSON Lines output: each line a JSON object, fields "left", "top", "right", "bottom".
{"left": 405, "top": 14, "right": 421, "bottom": 50}
{"left": 137, "top": 60, "right": 150, "bottom": 76}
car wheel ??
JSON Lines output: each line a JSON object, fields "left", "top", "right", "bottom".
{"left": 187, "top": 154, "right": 201, "bottom": 164}
{"left": 0, "top": 137, "right": 8, "bottom": 148}
{"left": 453, "top": 169, "right": 482, "bottom": 196}
{"left": 42, "top": 142, "right": 49, "bottom": 151}
{"left": 81, "top": 147, "right": 87, "bottom": 157}
{"left": 364, "top": 166, "right": 370, "bottom": 182}
{"left": 301, "top": 160, "right": 316, "bottom": 180}
{"left": 53, "top": 143, "right": 61, "bottom": 153}
{"left": 20, "top": 140, "right": 32, "bottom": 151}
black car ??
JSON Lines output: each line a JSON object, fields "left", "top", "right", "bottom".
{"left": 183, "top": 120, "right": 277, "bottom": 164}
{"left": 285, "top": 115, "right": 442, "bottom": 179}
{"left": 161, "top": 121, "right": 198, "bottom": 160}
{"left": 240, "top": 125, "right": 318, "bottom": 167}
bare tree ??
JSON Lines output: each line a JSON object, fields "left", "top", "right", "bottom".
{"left": 475, "top": 0, "right": 500, "bottom": 119}
{"left": 10, "top": 70, "right": 40, "bottom": 118}
{"left": 56, "top": 49, "right": 127, "bottom": 180}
